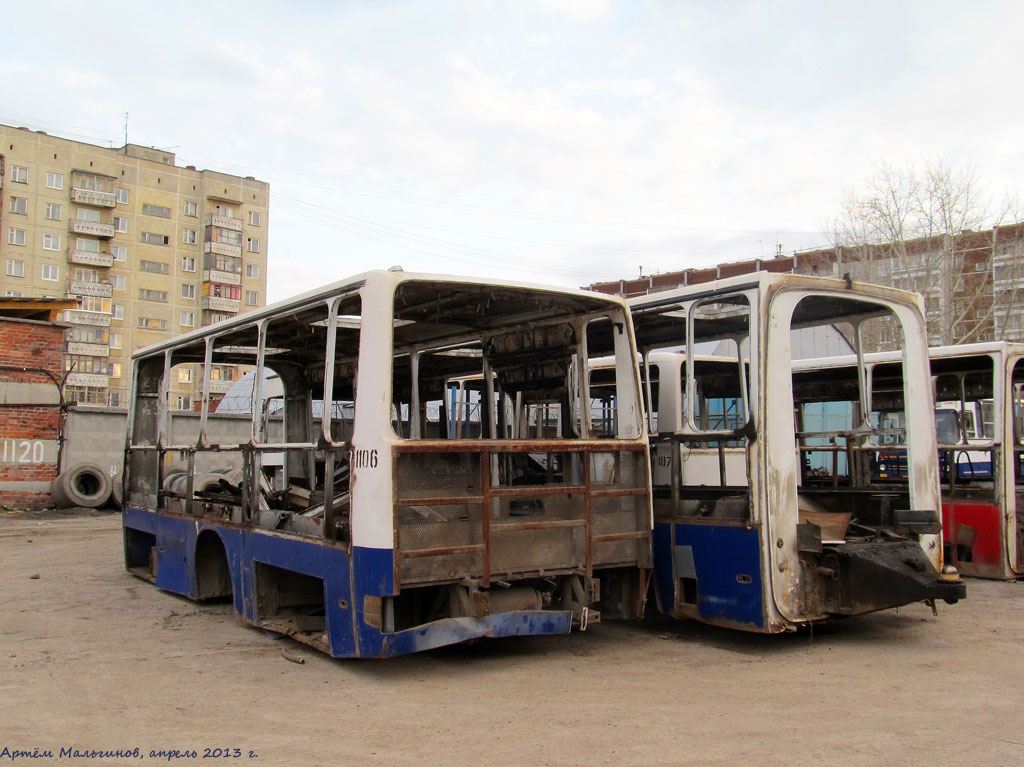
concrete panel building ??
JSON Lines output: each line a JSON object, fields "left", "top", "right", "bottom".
{"left": 586, "top": 222, "right": 1024, "bottom": 349}
{"left": 0, "top": 124, "right": 269, "bottom": 409}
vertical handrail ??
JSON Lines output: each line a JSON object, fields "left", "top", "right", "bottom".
{"left": 583, "top": 452, "right": 593, "bottom": 577}
{"left": 481, "top": 447, "right": 491, "bottom": 587}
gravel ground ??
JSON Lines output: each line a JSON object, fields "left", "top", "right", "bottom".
{"left": 1, "top": 511, "right": 1022, "bottom": 766}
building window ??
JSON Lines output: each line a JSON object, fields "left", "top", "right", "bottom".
{"left": 142, "top": 203, "right": 172, "bottom": 218}
{"left": 180, "top": 311, "right": 195, "bottom": 327}
{"left": 139, "top": 288, "right": 168, "bottom": 302}
{"left": 114, "top": 217, "right": 128, "bottom": 233}
{"left": 65, "top": 354, "right": 108, "bottom": 374}
{"left": 139, "top": 260, "right": 169, "bottom": 274}
{"left": 182, "top": 229, "right": 197, "bottom": 245}
{"left": 74, "top": 268, "right": 99, "bottom": 283}
{"left": 245, "top": 290, "right": 259, "bottom": 306}
{"left": 109, "top": 363, "right": 122, "bottom": 379}
{"left": 110, "top": 332, "right": 123, "bottom": 349}
{"left": 6, "top": 259, "right": 24, "bottom": 277}
{"left": 108, "top": 391, "right": 122, "bottom": 407}
{"left": 246, "top": 237, "right": 260, "bottom": 253}
{"left": 42, "top": 264, "right": 59, "bottom": 281}
{"left": 116, "top": 188, "right": 129, "bottom": 204}
{"left": 209, "top": 366, "right": 235, "bottom": 382}
{"left": 141, "top": 232, "right": 170, "bottom": 246}
{"left": 245, "top": 264, "right": 259, "bottom": 279}
{"left": 43, "top": 233, "right": 61, "bottom": 251}
{"left": 4, "top": 291, "right": 23, "bottom": 297}
{"left": 181, "top": 256, "right": 197, "bottom": 272}
{"left": 75, "top": 238, "right": 100, "bottom": 254}
{"left": 178, "top": 368, "right": 193, "bottom": 383}
{"left": 204, "top": 253, "right": 242, "bottom": 274}
{"left": 44, "top": 202, "right": 62, "bottom": 220}
{"left": 176, "top": 395, "right": 193, "bottom": 411}
{"left": 137, "top": 317, "right": 168, "bottom": 330}
{"left": 184, "top": 200, "right": 198, "bottom": 217}
{"left": 215, "top": 205, "right": 235, "bottom": 218}
{"left": 69, "top": 326, "right": 108, "bottom": 344}
{"left": 248, "top": 211, "right": 261, "bottom": 227}
{"left": 110, "top": 274, "right": 126, "bottom": 291}
{"left": 8, "top": 228, "right": 26, "bottom": 246}
{"left": 111, "top": 245, "right": 127, "bottom": 261}
{"left": 45, "top": 172, "right": 64, "bottom": 190}
{"left": 11, "top": 166, "right": 28, "bottom": 183}
{"left": 9, "top": 197, "right": 27, "bottom": 215}
{"left": 181, "top": 284, "right": 196, "bottom": 299}
{"left": 74, "top": 172, "right": 113, "bottom": 193}
{"left": 65, "top": 386, "right": 106, "bottom": 405}
{"left": 112, "top": 304, "right": 124, "bottom": 320}
{"left": 77, "top": 207, "right": 101, "bottom": 223}
{"left": 202, "top": 311, "right": 232, "bottom": 325}
{"left": 80, "top": 296, "right": 111, "bottom": 313}
{"left": 207, "top": 283, "right": 241, "bottom": 300}
{"left": 209, "top": 227, "right": 243, "bottom": 247}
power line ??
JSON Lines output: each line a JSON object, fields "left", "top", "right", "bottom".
{"left": 178, "top": 154, "right": 821, "bottom": 237}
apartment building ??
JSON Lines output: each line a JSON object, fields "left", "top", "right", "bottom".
{"left": 0, "top": 124, "right": 269, "bottom": 408}
{"left": 586, "top": 222, "right": 1024, "bottom": 348}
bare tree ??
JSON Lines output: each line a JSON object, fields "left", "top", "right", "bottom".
{"left": 826, "top": 159, "right": 1020, "bottom": 346}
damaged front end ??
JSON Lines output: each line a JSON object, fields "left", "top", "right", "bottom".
{"left": 798, "top": 512, "right": 966, "bottom": 618}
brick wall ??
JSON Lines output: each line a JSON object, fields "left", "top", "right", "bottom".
{"left": 0, "top": 317, "right": 66, "bottom": 509}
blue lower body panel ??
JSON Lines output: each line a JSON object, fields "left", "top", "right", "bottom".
{"left": 381, "top": 611, "right": 572, "bottom": 657}
{"left": 653, "top": 520, "right": 766, "bottom": 631}
{"left": 123, "top": 507, "right": 576, "bottom": 657}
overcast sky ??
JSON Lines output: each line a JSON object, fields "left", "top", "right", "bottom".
{"left": 2, "top": 1, "right": 1021, "bottom": 301}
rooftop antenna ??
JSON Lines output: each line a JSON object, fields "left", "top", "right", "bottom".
{"left": 123, "top": 111, "right": 128, "bottom": 154}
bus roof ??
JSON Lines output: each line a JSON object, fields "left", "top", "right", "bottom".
{"left": 627, "top": 271, "right": 922, "bottom": 349}
{"left": 132, "top": 268, "right": 629, "bottom": 361}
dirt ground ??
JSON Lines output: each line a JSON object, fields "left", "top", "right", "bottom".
{"left": 1, "top": 512, "right": 1022, "bottom": 767}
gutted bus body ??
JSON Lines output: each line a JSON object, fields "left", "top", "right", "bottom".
{"left": 931, "top": 343, "right": 1024, "bottom": 579}
{"left": 823, "top": 342, "right": 1024, "bottom": 579}
{"left": 122, "top": 270, "right": 651, "bottom": 658}
{"left": 631, "top": 272, "right": 964, "bottom": 633}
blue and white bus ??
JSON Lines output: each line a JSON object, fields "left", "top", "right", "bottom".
{"left": 122, "top": 270, "right": 651, "bottom": 657}
{"left": 629, "top": 272, "right": 964, "bottom": 633}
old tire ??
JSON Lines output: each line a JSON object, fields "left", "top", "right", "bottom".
{"left": 108, "top": 474, "right": 124, "bottom": 509}
{"left": 51, "top": 462, "right": 112, "bottom": 509}
{"left": 163, "top": 471, "right": 188, "bottom": 511}
{"left": 194, "top": 473, "right": 226, "bottom": 494}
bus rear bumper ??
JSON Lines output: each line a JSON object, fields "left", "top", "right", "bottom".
{"left": 824, "top": 540, "right": 967, "bottom": 615}
{"left": 378, "top": 610, "right": 573, "bottom": 657}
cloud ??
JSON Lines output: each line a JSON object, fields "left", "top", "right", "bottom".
{"left": 1, "top": 0, "right": 1022, "bottom": 303}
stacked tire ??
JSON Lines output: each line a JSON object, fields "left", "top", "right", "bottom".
{"left": 51, "top": 462, "right": 112, "bottom": 509}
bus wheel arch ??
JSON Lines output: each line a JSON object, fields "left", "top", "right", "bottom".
{"left": 195, "top": 529, "right": 233, "bottom": 601}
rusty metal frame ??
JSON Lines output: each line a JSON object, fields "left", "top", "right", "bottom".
{"left": 392, "top": 438, "right": 649, "bottom": 590}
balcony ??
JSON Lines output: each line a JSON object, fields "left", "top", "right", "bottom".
{"left": 205, "top": 213, "right": 243, "bottom": 232}
{"left": 68, "top": 281, "right": 113, "bottom": 298}
{"left": 65, "top": 372, "right": 108, "bottom": 388}
{"left": 62, "top": 309, "right": 111, "bottom": 327}
{"left": 201, "top": 296, "right": 240, "bottom": 313}
{"left": 202, "top": 268, "right": 241, "bottom": 286}
{"left": 71, "top": 188, "right": 117, "bottom": 208}
{"left": 207, "top": 379, "right": 234, "bottom": 394}
{"left": 67, "top": 342, "right": 110, "bottom": 358}
{"left": 203, "top": 240, "right": 242, "bottom": 258}
{"left": 70, "top": 219, "right": 115, "bottom": 238}
{"left": 68, "top": 249, "right": 114, "bottom": 268}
